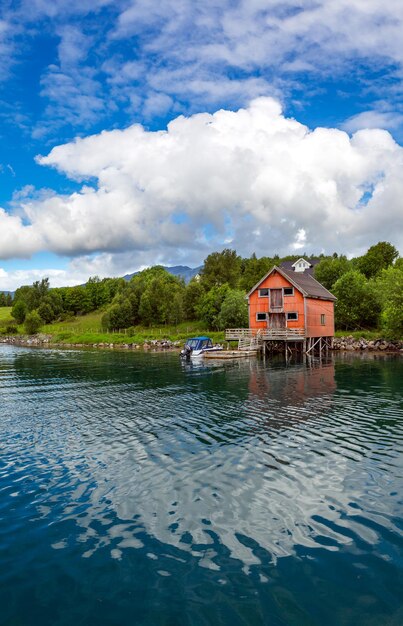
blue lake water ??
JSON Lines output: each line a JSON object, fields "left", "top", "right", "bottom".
{"left": 0, "top": 345, "right": 402, "bottom": 626}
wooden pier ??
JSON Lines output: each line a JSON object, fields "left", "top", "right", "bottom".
{"left": 225, "top": 329, "right": 333, "bottom": 358}
{"left": 204, "top": 349, "right": 258, "bottom": 359}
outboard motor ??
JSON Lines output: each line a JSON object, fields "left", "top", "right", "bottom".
{"left": 180, "top": 344, "right": 192, "bottom": 359}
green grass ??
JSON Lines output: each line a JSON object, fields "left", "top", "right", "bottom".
{"left": 43, "top": 310, "right": 104, "bottom": 334}
{"left": 41, "top": 315, "right": 225, "bottom": 345}
{"left": 334, "top": 330, "right": 384, "bottom": 340}
{"left": 0, "top": 307, "right": 15, "bottom": 332}
{"left": 0, "top": 307, "right": 13, "bottom": 321}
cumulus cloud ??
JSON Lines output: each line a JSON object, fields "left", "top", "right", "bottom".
{"left": 3, "top": 1, "right": 403, "bottom": 138}
{"left": 108, "top": 0, "right": 403, "bottom": 115}
{"left": 343, "top": 109, "right": 403, "bottom": 134}
{"left": 0, "top": 97, "right": 399, "bottom": 274}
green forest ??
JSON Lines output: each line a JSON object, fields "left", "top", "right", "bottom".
{"left": 1, "top": 241, "right": 402, "bottom": 339}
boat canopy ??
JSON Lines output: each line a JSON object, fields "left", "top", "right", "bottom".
{"left": 185, "top": 337, "right": 213, "bottom": 349}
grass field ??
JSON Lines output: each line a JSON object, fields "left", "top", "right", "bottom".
{"left": 42, "top": 315, "right": 225, "bottom": 345}
{"left": 0, "top": 307, "right": 13, "bottom": 321}
{"left": 334, "top": 330, "right": 382, "bottom": 340}
{"left": 0, "top": 307, "right": 15, "bottom": 331}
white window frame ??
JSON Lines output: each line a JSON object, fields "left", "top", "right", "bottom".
{"left": 286, "top": 312, "right": 298, "bottom": 321}
{"left": 256, "top": 312, "right": 267, "bottom": 321}
{"left": 258, "top": 288, "right": 269, "bottom": 297}
{"left": 321, "top": 314, "right": 326, "bottom": 325}
{"left": 283, "top": 287, "right": 294, "bottom": 296}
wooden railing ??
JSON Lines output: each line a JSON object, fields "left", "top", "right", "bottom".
{"left": 238, "top": 334, "right": 263, "bottom": 350}
{"left": 225, "top": 328, "right": 255, "bottom": 340}
{"left": 225, "top": 328, "right": 305, "bottom": 341}
{"left": 261, "top": 329, "right": 305, "bottom": 339}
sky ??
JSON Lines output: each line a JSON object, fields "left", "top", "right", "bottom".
{"left": 0, "top": 0, "right": 403, "bottom": 290}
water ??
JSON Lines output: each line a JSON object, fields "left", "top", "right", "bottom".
{"left": 0, "top": 345, "right": 402, "bottom": 626}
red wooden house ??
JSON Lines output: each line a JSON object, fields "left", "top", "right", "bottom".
{"left": 246, "top": 258, "right": 336, "bottom": 352}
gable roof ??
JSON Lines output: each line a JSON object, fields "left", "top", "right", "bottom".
{"left": 247, "top": 265, "right": 336, "bottom": 301}
{"left": 280, "top": 258, "right": 321, "bottom": 275}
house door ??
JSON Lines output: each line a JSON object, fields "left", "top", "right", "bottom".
{"left": 270, "top": 313, "right": 286, "bottom": 329}
{"left": 270, "top": 289, "right": 283, "bottom": 309}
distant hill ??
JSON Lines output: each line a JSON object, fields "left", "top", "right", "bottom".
{"left": 123, "top": 265, "right": 203, "bottom": 284}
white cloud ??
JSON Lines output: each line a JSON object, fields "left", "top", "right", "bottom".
{"left": 343, "top": 109, "right": 403, "bottom": 134}
{"left": 110, "top": 0, "right": 403, "bottom": 105}
{"left": 0, "top": 96, "right": 398, "bottom": 273}
{"left": 0, "top": 267, "right": 80, "bottom": 292}
{"left": 2, "top": 0, "right": 403, "bottom": 140}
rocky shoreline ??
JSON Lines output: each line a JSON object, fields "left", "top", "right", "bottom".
{"left": 0, "top": 334, "right": 402, "bottom": 353}
{"left": 0, "top": 334, "right": 182, "bottom": 351}
{"left": 332, "top": 336, "right": 403, "bottom": 352}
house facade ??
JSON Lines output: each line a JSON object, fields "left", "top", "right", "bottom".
{"left": 247, "top": 260, "right": 336, "bottom": 338}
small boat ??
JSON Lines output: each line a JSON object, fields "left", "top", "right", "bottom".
{"left": 180, "top": 336, "right": 223, "bottom": 358}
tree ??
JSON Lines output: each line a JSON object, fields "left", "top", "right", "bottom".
{"left": 357, "top": 242, "right": 399, "bottom": 279}
{"left": 200, "top": 249, "right": 241, "bottom": 290}
{"left": 376, "top": 265, "right": 403, "bottom": 339}
{"left": 217, "top": 289, "right": 248, "bottom": 329}
{"left": 24, "top": 310, "right": 42, "bottom": 334}
{"left": 183, "top": 280, "right": 205, "bottom": 320}
{"left": 12, "top": 300, "right": 27, "bottom": 324}
{"left": 314, "top": 256, "right": 350, "bottom": 290}
{"left": 333, "top": 271, "right": 381, "bottom": 330}
{"left": 37, "top": 301, "right": 55, "bottom": 324}
{"left": 102, "top": 267, "right": 185, "bottom": 329}
{"left": 85, "top": 276, "right": 109, "bottom": 310}
{"left": 239, "top": 254, "right": 273, "bottom": 292}
{"left": 62, "top": 286, "right": 92, "bottom": 315}
{"left": 102, "top": 299, "right": 133, "bottom": 331}
{"left": 24, "top": 278, "right": 50, "bottom": 311}
{"left": 138, "top": 274, "right": 185, "bottom": 325}
{"left": 196, "top": 285, "right": 230, "bottom": 329}
{"left": 13, "top": 285, "right": 33, "bottom": 305}
{"left": 0, "top": 292, "right": 6, "bottom": 307}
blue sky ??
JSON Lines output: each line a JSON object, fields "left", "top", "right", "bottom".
{"left": 0, "top": 0, "right": 402, "bottom": 289}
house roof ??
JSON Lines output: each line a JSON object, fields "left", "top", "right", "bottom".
{"left": 247, "top": 265, "right": 336, "bottom": 301}
{"left": 280, "top": 258, "right": 321, "bottom": 275}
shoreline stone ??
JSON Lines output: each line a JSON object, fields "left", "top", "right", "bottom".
{"left": 331, "top": 336, "right": 403, "bottom": 352}
{"left": 0, "top": 334, "right": 182, "bottom": 352}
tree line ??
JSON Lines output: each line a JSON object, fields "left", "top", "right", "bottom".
{"left": 7, "top": 241, "right": 403, "bottom": 338}
{"left": 0, "top": 292, "right": 13, "bottom": 307}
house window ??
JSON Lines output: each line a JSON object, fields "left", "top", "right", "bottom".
{"left": 258, "top": 288, "right": 269, "bottom": 297}
{"left": 286, "top": 312, "right": 298, "bottom": 321}
{"left": 283, "top": 287, "right": 294, "bottom": 296}
{"left": 321, "top": 314, "right": 326, "bottom": 325}
{"left": 256, "top": 312, "right": 267, "bottom": 321}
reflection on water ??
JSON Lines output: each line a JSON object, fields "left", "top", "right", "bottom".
{"left": 0, "top": 346, "right": 402, "bottom": 626}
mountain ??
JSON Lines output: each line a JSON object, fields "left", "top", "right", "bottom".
{"left": 123, "top": 265, "right": 203, "bottom": 284}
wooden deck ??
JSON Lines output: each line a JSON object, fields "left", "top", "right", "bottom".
{"left": 225, "top": 329, "right": 332, "bottom": 358}
{"left": 204, "top": 349, "right": 258, "bottom": 359}
{"left": 225, "top": 328, "right": 305, "bottom": 341}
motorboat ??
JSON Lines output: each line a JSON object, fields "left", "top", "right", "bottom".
{"left": 180, "top": 336, "right": 223, "bottom": 358}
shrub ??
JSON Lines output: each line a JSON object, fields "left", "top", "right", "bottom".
{"left": 24, "top": 310, "right": 43, "bottom": 335}
{"left": 5, "top": 324, "right": 18, "bottom": 334}
{"left": 12, "top": 300, "right": 27, "bottom": 324}
{"left": 217, "top": 289, "right": 248, "bottom": 330}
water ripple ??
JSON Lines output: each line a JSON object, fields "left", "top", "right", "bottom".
{"left": 1, "top": 345, "right": 402, "bottom": 625}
